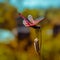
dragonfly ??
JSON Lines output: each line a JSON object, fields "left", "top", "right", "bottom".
{"left": 24, "top": 16, "right": 46, "bottom": 28}
{"left": 18, "top": 13, "right": 46, "bottom": 29}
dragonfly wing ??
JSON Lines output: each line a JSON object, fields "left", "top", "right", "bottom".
{"left": 28, "top": 15, "right": 34, "bottom": 23}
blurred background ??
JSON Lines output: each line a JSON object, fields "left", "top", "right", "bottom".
{"left": 0, "top": 0, "right": 60, "bottom": 60}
